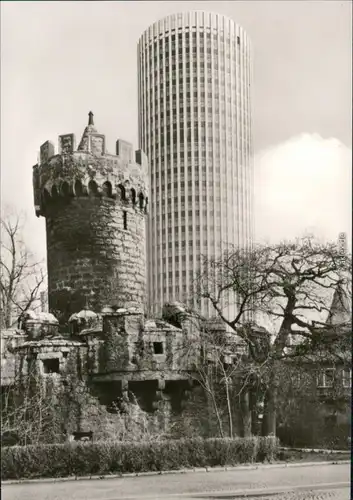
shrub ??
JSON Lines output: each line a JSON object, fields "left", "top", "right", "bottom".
{"left": 277, "top": 421, "right": 350, "bottom": 450}
{"left": 257, "top": 435, "right": 279, "bottom": 462}
{"left": 1, "top": 436, "right": 279, "bottom": 480}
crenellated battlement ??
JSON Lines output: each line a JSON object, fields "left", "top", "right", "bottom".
{"left": 33, "top": 113, "right": 149, "bottom": 218}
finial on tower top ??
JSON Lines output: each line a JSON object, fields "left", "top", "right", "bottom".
{"left": 88, "top": 111, "right": 94, "bottom": 126}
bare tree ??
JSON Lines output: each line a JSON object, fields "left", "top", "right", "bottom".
{"left": 1, "top": 371, "right": 64, "bottom": 446}
{"left": 196, "top": 236, "right": 351, "bottom": 436}
{"left": 0, "top": 211, "right": 46, "bottom": 328}
{"left": 178, "top": 319, "right": 267, "bottom": 439}
{"left": 189, "top": 327, "right": 236, "bottom": 438}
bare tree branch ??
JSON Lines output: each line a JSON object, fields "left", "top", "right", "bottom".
{"left": 1, "top": 211, "right": 47, "bottom": 328}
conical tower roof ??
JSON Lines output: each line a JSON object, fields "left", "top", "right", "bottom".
{"left": 326, "top": 283, "right": 351, "bottom": 327}
{"left": 77, "top": 111, "right": 98, "bottom": 151}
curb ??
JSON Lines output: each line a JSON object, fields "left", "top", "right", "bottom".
{"left": 2, "top": 460, "right": 350, "bottom": 486}
{"left": 279, "top": 447, "right": 349, "bottom": 454}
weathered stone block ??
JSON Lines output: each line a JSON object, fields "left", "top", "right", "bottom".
{"left": 59, "top": 134, "right": 76, "bottom": 154}
{"left": 116, "top": 140, "right": 133, "bottom": 162}
{"left": 40, "top": 141, "right": 55, "bottom": 164}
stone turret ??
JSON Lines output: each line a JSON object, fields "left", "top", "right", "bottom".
{"left": 18, "top": 310, "right": 59, "bottom": 340}
{"left": 33, "top": 113, "right": 149, "bottom": 324}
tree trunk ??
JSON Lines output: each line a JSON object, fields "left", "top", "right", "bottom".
{"left": 220, "top": 365, "right": 233, "bottom": 439}
{"left": 224, "top": 379, "right": 233, "bottom": 438}
{"left": 250, "top": 389, "right": 259, "bottom": 436}
{"left": 240, "top": 389, "right": 252, "bottom": 437}
{"left": 205, "top": 382, "right": 225, "bottom": 438}
{"left": 4, "top": 301, "right": 12, "bottom": 329}
{"left": 261, "top": 384, "right": 277, "bottom": 436}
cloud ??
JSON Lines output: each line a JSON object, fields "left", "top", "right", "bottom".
{"left": 254, "top": 134, "right": 352, "bottom": 247}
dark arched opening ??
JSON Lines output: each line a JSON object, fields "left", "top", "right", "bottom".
{"left": 118, "top": 184, "right": 126, "bottom": 201}
{"left": 51, "top": 185, "right": 59, "bottom": 200}
{"left": 103, "top": 181, "right": 113, "bottom": 198}
{"left": 61, "top": 182, "right": 70, "bottom": 197}
{"left": 88, "top": 180, "right": 98, "bottom": 196}
{"left": 74, "top": 179, "right": 84, "bottom": 196}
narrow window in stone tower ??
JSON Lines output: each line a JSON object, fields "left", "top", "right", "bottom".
{"left": 123, "top": 211, "right": 127, "bottom": 230}
{"left": 131, "top": 188, "right": 136, "bottom": 204}
{"left": 139, "top": 193, "right": 144, "bottom": 210}
{"left": 153, "top": 342, "right": 164, "bottom": 354}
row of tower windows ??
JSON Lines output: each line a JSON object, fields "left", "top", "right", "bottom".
{"left": 152, "top": 162, "right": 246, "bottom": 176}
{"left": 154, "top": 74, "right": 240, "bottom": 84}
{"left": 149, "top": 137, "right": 247, "bottom": 152}
{"left": 155, "top": 224, "right": 222, "bottom": 234}
{"left": 148, "top": 87, "right": 243, "bottom": 100}
{"left": 145, "top": 124, "right": 248, "bottom": 140}
{"left": 143, "top": 97, "right": 246, "bottom": 108}
{"left": 148, "top": 91, "right": 234, "bottom": 101}
{"left": 145, "top": 61, "right": 227, "bottom": 74}
{"left": 143, "top": 102, "right": 248, "bottom": 117}
{"left": 160, "top": 269, "right": 199, "bottom": 279}
{"left": 150, "top": 108, "right": 250, "bottom": 122}
{"left": 147, "top": 141, "right": 251, "bottom": 157}
{"left": 145, "top": 58, "right": 242, "bottom": 75}
{"left": 151, "top": 120, "right": 238, "bottom": 132}
{"left": 43, "top": 181, "right": 147, "bottom": 210}
{"left": 144, "top": 32, "right": 241, "bottom": 48}
{"left": 160, "top": 46, "right": 236, "bottom": 56}
{"left": 145, "top": 73, "right": 243, "bottom": 89}
{"left": 149, "top": 142, "right": 249, "bottom": 156}
{"left": 146, "top": 86, "right": 246, "bottom": 101}
{"left": 146, "top": 122, "right": 248, "bottom": 136}
{"left": 148, "top": 53, "right": 239, "bottom": 67}
{"left": 148, "top": 148, "right": 243, "bottom": 160}
{"left": 144, "top": 56, "right": 244, "bottom": 71}
{"left": 154, "top": 239, "right": 225, "bottom": 251}
{"left": 147, "top": 67, "right": 243, "bottom": 81}
{"left": 154, "top": 202, "right": 247, "bottom": 216}
{"left": 152, "top": 209, "right": 221, "bottom": 218}
{"left": 150, "top": 79, "right": 230, "bottom": 92}
{"left": 152, "top": 164, "right": 221, "bottom": 177}
{"left": 143, "top": 70, "right": 240, "bottom": 88}
{"left": 146, "top": 57, "right": 246, "bottom": 71}
{"left": 168, "top": 254, "right": 201, "bottom": 263}
{"left": 146, "top": 96, "right": 241, "bottom": 109}
{"left": 152, "top": 129, "right": 235, "bottom": 146}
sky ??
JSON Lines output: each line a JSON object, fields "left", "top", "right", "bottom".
{"left": 1, "top": 0, "right": 352, "bottom": 263}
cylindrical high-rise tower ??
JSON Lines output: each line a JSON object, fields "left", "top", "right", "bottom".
{"left": 33, "top": 113, "right": 149, "bottom": 324}
{"left": 138, "top": 12, "right": 253, "bottom": 316}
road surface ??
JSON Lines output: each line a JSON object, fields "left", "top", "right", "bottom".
{"left": 2, "top": 463, "right": 350, "bottom": 500}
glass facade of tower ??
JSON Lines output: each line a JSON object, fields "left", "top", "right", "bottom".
{"left": 138, "top": 12, "right": 253, "bottom": 317}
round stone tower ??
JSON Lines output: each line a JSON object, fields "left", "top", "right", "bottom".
{"left": 33, "top": 113, "right": 149, "bottom": 324}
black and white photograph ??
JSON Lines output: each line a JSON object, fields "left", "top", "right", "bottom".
{"left": 1, "top": 1, "right": 351, "bottom": 499}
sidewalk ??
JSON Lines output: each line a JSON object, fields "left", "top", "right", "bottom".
{"left": 3, "top": 458, "right": 350, "bottom": 485}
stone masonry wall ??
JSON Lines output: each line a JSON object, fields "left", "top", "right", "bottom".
{"left": 45, "top": 196, "right": 146, "bottom": 322}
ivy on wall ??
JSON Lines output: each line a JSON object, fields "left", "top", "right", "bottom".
{"left": 41, "top": 155, "right": 86, "bottom": 185}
